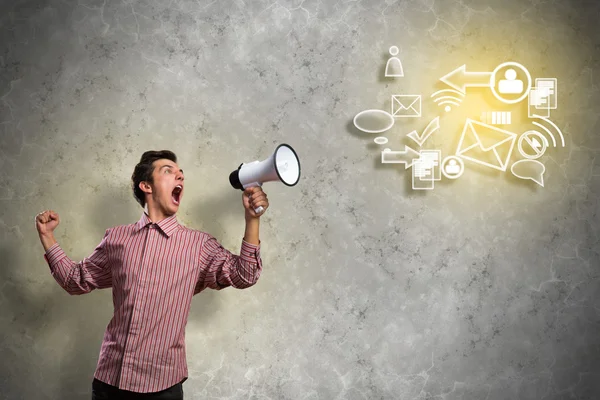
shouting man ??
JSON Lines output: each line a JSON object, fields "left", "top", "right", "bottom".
{"left": 35, "top": 150, "right": 268, "bottom": 400}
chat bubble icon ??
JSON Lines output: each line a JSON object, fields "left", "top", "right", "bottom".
{"left": 510, "top": 159, "right": 546, "bottom": 187}
{"left": 353, "top": 109, "right": 395, "bottom": 133}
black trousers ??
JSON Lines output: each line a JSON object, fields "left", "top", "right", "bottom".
{"left": 92, "top": 378, "right": 184, "bottom": 400}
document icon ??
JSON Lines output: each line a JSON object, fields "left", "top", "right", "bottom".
{"left": 412, "top": 150, "right": 442, "bottom": 190}
{"left": 456, "top": 119, "right": 517, "bottom": 172}
{"left": 412, "top": 158, "right": 435, "bottom": 190}
{"left": 535, "top": 78, "right": 557, "bottom": 109}
{"left": 391, "top": 95, "right": 421, "bottom": 118}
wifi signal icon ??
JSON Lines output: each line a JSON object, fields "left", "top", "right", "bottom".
{"left": 431, "top": 89, "right": 465, "bottom": 112}
{"left": 531, "top": 116, "right": 566, "bottom": 148}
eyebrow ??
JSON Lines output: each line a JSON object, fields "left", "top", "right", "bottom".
{"left": 160, "top": 165, "right": 184, "bottom": 174}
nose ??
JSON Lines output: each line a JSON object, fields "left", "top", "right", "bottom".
{"left": 177, "top": 172, "right": 184, "bottom": 182}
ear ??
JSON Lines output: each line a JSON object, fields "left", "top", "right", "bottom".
{"left": 139, "top": 181, "right": 153, "bottom": 194}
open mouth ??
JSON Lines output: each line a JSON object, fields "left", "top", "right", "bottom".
{"left": 171, "top": 185, "right": 182, "bottom": 205}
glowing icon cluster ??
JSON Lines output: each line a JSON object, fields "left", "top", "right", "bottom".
{"left": 353, "top": 48, "right": 565, "bottom": 189}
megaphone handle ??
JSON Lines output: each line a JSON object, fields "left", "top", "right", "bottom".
{"left": 243, "top": 182, "right": 264, "bottom": 214}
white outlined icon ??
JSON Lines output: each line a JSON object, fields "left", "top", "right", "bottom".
{"left": 385, "top": 46, "right": 404, "bottom": 77}
{"left": 431, "top": 89, "right": 465, "bottom": 112}
{"left": 528, "top": 87, "right": 551, "bottom": 118}
{"left": 441, "top": 156, "right": 464, "bottom": 179}
{"left": 535, "top": 78, "right": 557, "bottom": 109}
{"left": 407, "top": 116, "right": 440, "bottom": 147}
{"left": 439, "top": 64, "right": 492, "bottom": 94}
{"left": 374, "top": 137, "right": 388, "bottom": 145}
{"left": 412, "top": 150, "right": 441, "bottom": 190}
{"left": 531, "top": 117, "right": 565, "bottom": 148}
{"left": 412, "top": 158, "right": 435, "bottom": 190}
{"left": 456, "top": 119, "right": 517, "bottom": 172}
{"left": 391, "top": 95, "right": 421, "bottom": 118}
{"left": 518, "top": 131, "right": 548, "bottom": 160}
{"left": 498, "top": 68, "right": 523, "bottom": 94}
{"left": 439, "top": 62, "right": 531, "bottom": 105}
{"left": 420, "top": 150, "right": 442, "bottom": 181}
{"left": 490, "top": 62, "right": 532, "bottom": 104}
{"left": 481, "top": 111, "right": 512, "bottom": 125}
{"left": 381, "top": 146, "right": 420, "bottom": 169}
{"left": 511, "top": 159, "right": 546, "bottom": 187}
{"left": 353, "top": 109, "right": 395, "bottom": 133}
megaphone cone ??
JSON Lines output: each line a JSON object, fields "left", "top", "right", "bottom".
{"left": 229, "top": 144, "right": 301, "bottom": 213}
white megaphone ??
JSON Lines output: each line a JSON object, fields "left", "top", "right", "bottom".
{"left": 229, "top": 143, "right": 301, "bottom": 214}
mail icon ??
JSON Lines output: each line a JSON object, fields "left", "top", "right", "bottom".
{"left": 391, "top": 95, "right": 421, "bottom": 118}
{"left": 456, "top": 119, "right": 517, "bottom": 172}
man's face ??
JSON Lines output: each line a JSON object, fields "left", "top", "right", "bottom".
{"left": 142, "top": 159, "right": 184, "bottom": 216}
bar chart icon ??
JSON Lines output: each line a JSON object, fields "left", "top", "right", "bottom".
{"left": 481, "top": 111, "right": 512, "bottom": 125}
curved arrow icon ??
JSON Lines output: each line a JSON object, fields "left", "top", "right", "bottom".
{"left": 381, "top": 146, "right": 421, "bottom": 169}
{"left": 440, "top": 64, "right": 492, "bottom": 94}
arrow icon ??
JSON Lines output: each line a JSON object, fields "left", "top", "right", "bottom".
{"left": 381, "top": 145, "right": 421, "bottom": 169}
{"left": 439, "top": 64, "right": 492, "bottom": 94}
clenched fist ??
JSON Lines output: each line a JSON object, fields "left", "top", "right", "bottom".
{"left": 35, "top": 210, "right": 60, "bottom": 236}
{"left": 243, "top": 186, "right": 269, "bottom": 219}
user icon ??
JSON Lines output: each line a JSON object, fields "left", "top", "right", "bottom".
{"left": 445, "top": 159, "right": 460, "bottom": 174}
{"left": 442, "top": 156, "right": 464, "bottom": 179}
{"left": 498, "top": 68, "right": 523, "bottom": 94}
{"left": 385, "top": 46, "right": 404, "bottom": 77}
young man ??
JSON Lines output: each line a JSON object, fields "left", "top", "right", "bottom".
{"left": 35, "top": 150, "right": 269, "bottom": 400}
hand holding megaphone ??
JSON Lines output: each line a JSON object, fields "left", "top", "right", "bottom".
{"left": 229, "top": 144, "right": 301, "bottom": 214}
{"left": 242, "top": 186, "right": 268, "bottom": 216}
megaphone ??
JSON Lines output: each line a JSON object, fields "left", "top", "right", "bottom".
{"left": 229, "top": 143, "right": 301, "bottom": 214}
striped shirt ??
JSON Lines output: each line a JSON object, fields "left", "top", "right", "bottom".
{"left": 43, "top": 211, "right": 262, "bottom": 393}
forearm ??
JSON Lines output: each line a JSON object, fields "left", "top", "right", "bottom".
{"left": 39, "top": 233, "right": 58, "bottom": 252}
{"left": 243, "top": 217, "right": 260, "bottom": 245}
{"left": 40, "top": 230, "right": 112, "bottom": 294}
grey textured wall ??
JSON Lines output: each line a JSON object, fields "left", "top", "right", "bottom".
{"left": 1, "top": 0, "right": 599, "bottom": 399}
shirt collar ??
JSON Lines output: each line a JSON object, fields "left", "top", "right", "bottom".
{"left": 135, "top": 209, "right": 181, "bottom": 238}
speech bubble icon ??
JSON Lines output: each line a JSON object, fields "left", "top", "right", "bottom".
{"left": 510, "top": 159, "right": 546, "bottom": 187}
{"left": 353, "top": 109, "right": 395, "bottom": 133}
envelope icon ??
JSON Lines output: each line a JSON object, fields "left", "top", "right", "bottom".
{"left": 456, "top": 119, "right": 517, "bottom": 172}
{"left": 391, "top": 95, "right": 421, "bottom": 118}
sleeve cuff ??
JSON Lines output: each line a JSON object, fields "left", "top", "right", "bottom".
{"left": 240, "top": 239, "right": 260, "bottom": 263}
{"left": 44, "top": 243, "right": 66, "bottom": 266}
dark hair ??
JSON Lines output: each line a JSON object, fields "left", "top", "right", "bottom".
{"left": 131, "top": 150, "right": 178, "bottom": 208}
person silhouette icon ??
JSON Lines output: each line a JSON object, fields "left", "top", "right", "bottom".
{"left": 445, "top": 159, "right": 460, "bottom": 174}
{"left": 385, "top": 46, "right": 404, "bottom": 77}
{"left": 498, "top": 68, "right": 523, "bottom": 94}
{"left": 442, "top": 156, "right": 464, "bottom": 179}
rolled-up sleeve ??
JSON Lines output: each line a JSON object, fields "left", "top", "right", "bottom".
{"left": 43, "top": 229, "right": 112, "bottom": 295}
{"left": 195, "top": 233, "right": 263, "bottom": 293}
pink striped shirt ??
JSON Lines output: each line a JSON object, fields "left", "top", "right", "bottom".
{"left": 43, "top": 211, "right": 262, "bottom": 393}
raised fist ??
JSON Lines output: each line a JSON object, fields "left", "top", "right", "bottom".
{"left": 35, "top": 210, "right": 60, "bottom": 235}
{"left": 243, "top": 186, "right": 269, "bottom": 218}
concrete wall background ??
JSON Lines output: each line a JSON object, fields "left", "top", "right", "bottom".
{"left": 0, "top": 0, "right": 599, "bottom": 399}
